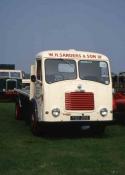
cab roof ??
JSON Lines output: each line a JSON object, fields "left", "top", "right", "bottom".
{"left": 36, "top": 49, "right": 109, "bottom": 61}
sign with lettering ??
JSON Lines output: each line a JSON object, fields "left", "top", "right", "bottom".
{"left": 47, "top": 52, "right": 102, "bottom": 60}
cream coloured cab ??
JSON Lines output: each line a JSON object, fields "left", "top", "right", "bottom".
{"left": 30, "top": 50, "right": 113, "bottom": 133}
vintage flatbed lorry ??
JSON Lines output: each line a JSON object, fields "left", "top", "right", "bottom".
{"left": 14, "top": 49, "right": 115, "bottom": 135}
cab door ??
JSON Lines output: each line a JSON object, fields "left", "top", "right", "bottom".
{"left": 35, "top": 59, "right": 43, "bottom": 121}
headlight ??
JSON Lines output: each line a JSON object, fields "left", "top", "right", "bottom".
{"left": 100, "top": 108, "right": 108, "bottom": 117}
{"left": 52, "top": 108, "right": 60, "bottom": 117}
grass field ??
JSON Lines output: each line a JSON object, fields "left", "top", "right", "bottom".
{"left": 0, "top": 103, "right": 125, "bottom": 175}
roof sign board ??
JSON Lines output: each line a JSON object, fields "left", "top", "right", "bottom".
{"left": 0, "top": 64, "right": 15, "bottom": 70}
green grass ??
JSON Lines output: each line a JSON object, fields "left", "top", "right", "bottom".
{"left": 0, "top": 103, "right": 125, "bottom": 175}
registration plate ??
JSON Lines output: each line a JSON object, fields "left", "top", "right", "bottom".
{"left": 70, "top": 115, "right": 90, "bottom": 121}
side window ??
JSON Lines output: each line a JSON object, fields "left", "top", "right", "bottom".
{"left": 36, "top": 59, "right": 42, "bottom": 81}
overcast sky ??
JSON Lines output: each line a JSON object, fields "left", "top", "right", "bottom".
{"left": 0, "top": 0, "right": 125, "bottom": 73}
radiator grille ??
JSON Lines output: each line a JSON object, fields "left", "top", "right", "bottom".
{"left": 6, "top": 80, "right": 17, "bottom": 90}
{"left": 65, "top": 92, "right": 94, "bottom": 110}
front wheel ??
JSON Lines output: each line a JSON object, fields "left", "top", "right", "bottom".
{"left": 15, "top": 103, "right": 22, "bottom": 120}
{"left": 30, "top": 103, "right": 41, "bottom": 136}
{"left": 91, "top": 125, "right": 106, "bottom": 136}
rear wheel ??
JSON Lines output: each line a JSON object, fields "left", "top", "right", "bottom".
{"left": 15, "top": 103, "right": 22, "bottom": 120}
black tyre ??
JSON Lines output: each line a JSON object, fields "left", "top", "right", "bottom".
{"left": 91, "top": 125, "right": 106, "bottom": 136}
{"left": 30, "top": 102, "right": 41, "bottom": 136}
{"left": 15, "top": 103, "right": 22, "bottom": 120}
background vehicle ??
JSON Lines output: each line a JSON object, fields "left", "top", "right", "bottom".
{"left": 0, "top": 64, "right": 23, "bottom": 102}
{"left": 22, "top": 79, "right": 30, "bottom": 89}
{"left": 113, "top": 72, "right": 125, "bottom": 124}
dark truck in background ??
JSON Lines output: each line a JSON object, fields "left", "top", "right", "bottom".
{"left": 112, "top": 72, "right": 125, "bottom": 124}
{"left": 0, "top": 64, "right": 23, "bottom": 102}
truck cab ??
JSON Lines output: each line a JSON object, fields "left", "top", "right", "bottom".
{"left": 0, "top": 70, "right": 23, "bottom": 92}
{"left": 29, "top": 50, "right": 113, "bottom": 135}
{"left": 0, "top": 64, "right": 23, "bottom": 102}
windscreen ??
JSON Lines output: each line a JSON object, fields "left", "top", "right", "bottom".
{"left": 10, "top": 72, "right": 21, "bottom": 79}
{"left": 45, "top": 59, "right": 77, "bottom": 83}
{"left": 0, "top": 72, "right": 9, "bottom": 78}
{"left": 78, "top": 61, "right": 110, "bottom": 84}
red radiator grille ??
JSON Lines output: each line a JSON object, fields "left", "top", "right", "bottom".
{"left": 65, "top": 92, "right": 94, "bottom": 110}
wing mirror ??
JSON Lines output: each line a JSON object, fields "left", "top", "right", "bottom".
{"left": 31, "top": 75, "right": 36, "bottom": 82}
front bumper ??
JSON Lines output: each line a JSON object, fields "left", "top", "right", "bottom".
{"left": 37, "top": 120, "right": 114, "bottom": 128}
